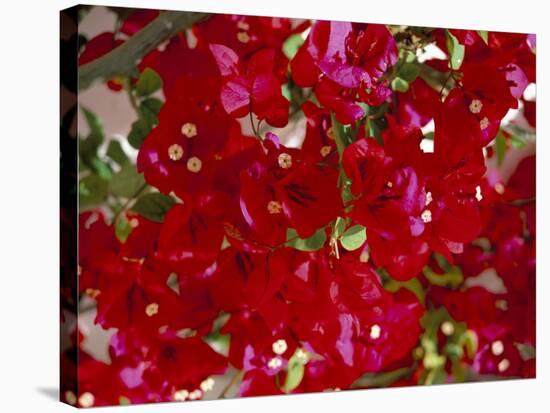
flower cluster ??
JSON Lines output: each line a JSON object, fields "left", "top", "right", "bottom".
{"left": 65, "top": 10, "right": 536, "bottom": 408}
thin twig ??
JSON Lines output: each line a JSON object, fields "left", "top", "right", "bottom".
{"left": 221, "top": 370, "right": 243, "bottom": 398}
{"left": 78, "top": 11, "right": 209, "bottom": 90}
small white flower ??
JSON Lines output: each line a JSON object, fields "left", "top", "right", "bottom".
{"left": 278, "top": 153, "right": 293, "bottom": 169}
{"left": 267, "top": 356, "right": 283, "bottom": 370}
{"left": 421, "top": 209, "right": 432, "bottom": 223}
{"left": 369, "top": 324, "right": 381, "bottom": 339}
{"left": 272, "top": 339, "right": 288, "bottom": 355}
{"left": 469, "top": 99, "right": 483, "bottom": 114}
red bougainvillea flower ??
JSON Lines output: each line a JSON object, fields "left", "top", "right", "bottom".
{"left": 157, "top": 192, "right": 228, "bottom": 276}
{"left": 239, "top": 133, "right": 342, "bottom": 240}
{"left": 78, "top": 209, "right": 195, "bottom": 335}
{"left": 209, "top": 44, "right": 290, "bottom": 127}
{"left": 139, "top": 36, "right": 221, "bottom": 97}
{"left": 194, "top": 15, "right": 290, "bottom": 56}
{"left": 292, "top": 21, "right": 397, "bottom": 123}
{"left": 292, "top": 253, "right": 422, "bottom": 378}
{"left": 441, "top": 29, "right": 536, "bottom": 83}
{"left": 76, "top": 351, "right": 136, "bottom": 407}
{"left": 79, "top": 12, "right": 160, "bottom": 91}
{"left": 79, "top": 32, "right": 123, "bottom": 65}
{"left": 208, "top": 248, "right": 284, "bottom": 313}
{"left": 107, "top": 329, "right": 227, "bottom": 403}
{"left": 79, "top": 32, "right": 125, "bottom": 91}
{"left": 194, "top": 14, "right": 307, "bottom": 75}
{"left": 420, "top": 150, "right": 486, "bottom": 259}
{"left": 300, "top": 101, "right": 339, "bottom": 163}
{"left": 119, "top": 9, "right": 159, "bottom": 36}
{"left": 137, "top": 74, "right": 243, "bottom": 196}
{"left": 435, "top": 62, "right": 528, "bottom": 162}
{"left": 395, "top": 77, "right": 440, "bottom": 128}
{"left": 78, "top": 210, "right": 121, "bottom": 294}
{"left": 146, "top": 333, "right": 227, "bottom": 395}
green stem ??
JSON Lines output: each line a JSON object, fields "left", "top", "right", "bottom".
{"left": 112, "top": 182, "right": 148, "bottom": 224}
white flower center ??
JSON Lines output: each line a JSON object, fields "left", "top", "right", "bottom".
{"left": 168, "top": 143, "right": 184, "bottom": 161}
{"left": 187, "top": 157, "right": 202, "bottom": 173}
{"left": 65, "top": 391, "right": 77, "bottom": 405}
{"left": 369, "top": 324, "right": 381, "bottom": 339}
{"left": 267, "top": 356, "right": 283, "bottom": 370}
{"left": 267, "top": 200, "right": 283, "bottom": 214}
{"left": 479, "top": 117, "right": 489, "bottom": 130}
{"left": 237, "top": 31, "right": 250, "bottom": 43}
{"left": 237, "top": 21, "right": 250, "bottom": 31}
{"left": 491, "top": 340, "right": 504, "bottom": 356}
{"left": 475, "top": 185, "right": 483, "bottom": 202}
{"left": 181, "top": 122, "right": 197, "bottom": 138}
{"left": 188, "top": 389, "right": 203, "bottom": 400}
{"left": 79, "top": 392, "right": 95, "bottom": 408}
{"left": 425, "top": 191, "right": 433, "bottom": 206}
{"left": 272, "top": 339, "right": 288, "bottom": 355}
{"left": 174, "top": 389, "right": 189, "bottom": 401}
{"left": 469, "top": 99, "right": 483, "bottom": 114}
{"left": 421, "top": 209, "right": 432, "bottom": 223}
{"left": 278, "top": 153, "right": 293, "bottom": 169}
{"left": 359, "top": 250, "right": 370, "bottom": 263}
{"left": 497, "top": 358, "right": 510, "bottom": 373}
{"left": 200, "top": 378, "right": 215, "bottom": 392}
{"left": 440, "top": 321, "right": 454, "bottom": 336}
{"left": 145, "top": 302, "right": 159, "bottom": 317}
{"left": 320, "top": 145, "right": 332, "bottom": 157}
{"left": 494, "top": 183, "right": 505, "bottom": 195}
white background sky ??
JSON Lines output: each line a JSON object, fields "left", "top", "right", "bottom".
{"left": 0, "top": 0, "right": 547, "bottom": 412}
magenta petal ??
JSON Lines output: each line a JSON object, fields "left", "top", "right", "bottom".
{"left": 209, "top": 43, "right": 241, "bottom": 77}
{"left": 221, "top": 77, "right": 251, "bottom": 117}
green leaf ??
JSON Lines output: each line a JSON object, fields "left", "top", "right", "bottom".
{"left": 510, "top": 133, "right": 527, "bottom": 149}
{"left": 106, "top": 140, "right": 129, "bottom": 166}
{"left": 282, "top": 33, "right": 304, "bottom": 60}
{"left": 425, "top": 366, "right": 447, "bottom": 385}
{"left": 115, "top": 215, "right": 133, "bottom": 243}
{"left": 340, "top": 224, "right": 367, "bottom": 251}
{"left": 398, "top": 63, "right": 420, "bottom": 82}
{"left": 385, "top": 277, "right": 425, "bottom": 305}
{"left": 136, "top": 68, "right": 163, "bottom": 97}
{"left": 81, "top": 106, "right": 104, "bottom": 142}
{"left": 79, "top": 174, "right": 108, "bottom": 209}
{"left": 79, "top": 107, "right": 106, "bottom": 172}
{"left": 401, "top": 49, "right": 417, "bottom": 63}
{"left": 478, "top": 30, "right": 489, "bottom": 45}
{"left": 131, "top": 193, "right": 176, "bottom": 222}
{"left": 391, "top": 76, "right": 409, "bottom": 93}
{"left": 140, "top": 97, "right": 163, "bottom": 125}
{"left": 423, "top": 265, "right": 463, "bottom": 288}
{"left": 352, "top": 367, "right": 412, "bottom": 388}
{"left": 109, "top": 164, "right": 146, "bottom": 198}
{"left": 330, "top": 113, "right": 348, "bottom": 159}
{"left": 286, "top": 228, "right": 327, "bottom": 251}
{"left": 333, "top": 217, "right": 347, "bottom": 238}
{"left": 90, "top": 157, "right": 113, "bottom": 179}
{"left": 281, "top": 83, "right": 292, "bottom": 101}
{"left": 118, "top": 396, "right": 131, "bottom": 406}
{"left": 445, "top": 30, "right": 465, "bottom": 70}
{"left": 283, "top": 350, "right": 306, "bottom": 393}
{"left": 495, "top": 130, "right": 507, "bottom": 166}
{"left": 128, "top": 118, "right": 152, "bottom": 149}
{"left": 462, "top": 329, "right": 478, "bottom": 359}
